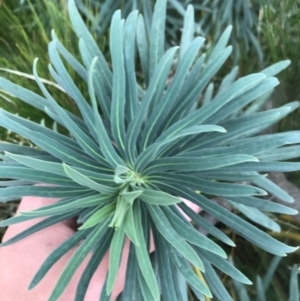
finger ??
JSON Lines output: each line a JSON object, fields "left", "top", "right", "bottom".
{"left": 0, "top": 229, "right": 99, "bottom": 301}
{"left": 16, "top": 194, "right": 78, "bottom": 229}
{"left": 2, "top": 196, "right": 75, "bottom": 242}
{"left": 0, "top": 197, "right": 88, "bottom": 301}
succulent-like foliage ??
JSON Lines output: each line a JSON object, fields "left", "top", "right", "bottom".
{"left": 19, "top": 0, "right": 264, "bottom": 62}
{"left": 0, "top": 0, "right": 300, "bottom": 300}
{"left": 75, "top": 0, "right": 264, "bottom": 62}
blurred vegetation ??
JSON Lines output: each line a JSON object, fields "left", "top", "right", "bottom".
{"left": 0, "top": 0, "right": 300, "bottom": 300}
{"left": 218, "top": 213, "right": 300, "bottom": 300}
{"left": 262, "top": 0, "right": 300, "bottom": 101}
{"left": 260, "top": 0, "right": 300, "bottom": 187}
{"left": 0, "top": 0, "right": 87, "bottom": 140}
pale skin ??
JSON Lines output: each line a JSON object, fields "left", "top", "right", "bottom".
{"left": 0, "top": 196, "right": 199, "bottom": 301}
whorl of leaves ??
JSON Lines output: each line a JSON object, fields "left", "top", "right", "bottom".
{"left": 20, "top": 0, "right": 264, "bottom": 62}
{"left": 76, "top": 0, "right": 264, "bottom": 61}
{"left": 0, "top": 0, "right": 299, "bottom": 300}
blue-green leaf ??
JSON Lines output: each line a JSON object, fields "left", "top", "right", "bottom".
{"left": 123, "top": 203, "right": 139, "bottom": 245}
{"left": 196, "top": 248, "right": 252, "bottom": 285}
{"left": 48, "top": 41, "right": 97, "bottom": 140}
{"left": 202, "top": 259, "right": 234, "bottom": 301}
{"left": 134, "top": 201, "right": 160, "bottom": 301}
{"left": 256, "top": 276, "right": 267, "bottom": 301}
{"left": 68, "top": 0, "right": 112, "bottom": 91}
{"left": 289, "top": 265, "right": 299, "bottom": 301}
{"left": 141, "top": 37, "right": 205, "bottom": 149}
{"left": 169, "top": 247, "right": 212, "bottom": 298}
{"left": 29, "top": 229, "right": 91, "bottom": 289}
{"left": 125, "top": 46, "right": 178, "bottom": 164}
{"left": 152, "top": 227, "right": 179, "bottom": 301}
{"left": 178, "top": 202, "right": 235, "bottom": 247}
{"left": 122, "top": 243, "right": 137, "bottom": 301}
{"left": 0, "top": 110, "right": 104, "bottom": 173}
{"left": 63, "top": 163, "right": 117, "bottom": 194}
{"left": 136, "top": 14, "right": 149, "bottom": 85}
{"left": 75, "top": 229, "right": 113, "bottom": 301}
{"left": 0, "top": 185, "right": 90, "bottom": 203}
{"left": 208, "top": 25, "right": 232, "bottom": 63}
{"left": 180, "top": 5, "right": 195, "bottom": 59}
{"left": 48, "top": 218, "right": 111, "bottom": 301}
{"left": 132, "top": 187, "right": 181, "bottom": 205}
{"left": 163, "top": 184, "right": 298, "bottom": 256}
{"left": 147, "top": 203, "right": 204, "bottom": 271}
{"left": 1, "top": 210, "right": 81, "bottom": 247}
{"left": 150, "top": 173, "right": 267, "bottom": 197}
{"left": 262, "top": 256, "right": 282, "bottom": 291}
{"left": 135, "top": 125, "right": 226, "bottom": 172}
{"left": 88, "top": 57, "right": 125, "bottom": 168}
{"left": 21, "top": 194, "right": 112, "bottom": 218}
{"left": 144, "top": 154, "right": 259, "bottom": 175}
{"left": 110, "top": 10, "right": 126, "bottom": 152}
{"left": 261, "top": 60, "right": 291, "bottom": 77}
{"left": 227, "top": 196, "right": 297, "bottom": 215}
{"left": 162, "top": 206, "right": 227, "bottom": 258}
{"left": 79, "top": 203, "right": 116, "bottom": 230}
{"left": 149, "top": 0, "right": 167, "bottom": 78}
{"left": 124, "top": 11, "right": 139, "bottom": 123}
{"left": 229, "top": 202, "right": 281, "bottom": 232}
{"left": 107, "top": 228, "right": 126, "bottom": 294}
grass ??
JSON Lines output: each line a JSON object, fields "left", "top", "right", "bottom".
{"left": 0, "top": 0, "right": 88, "bottom": 140}
{"left": 261, "top": 0, "right": 300, "bottom": 187}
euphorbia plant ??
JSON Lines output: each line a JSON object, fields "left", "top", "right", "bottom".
{"left": 0, "top": 0, "right": 299, "bottom": 300}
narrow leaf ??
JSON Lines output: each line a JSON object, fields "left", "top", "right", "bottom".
{"left": 122, "top": 243, "right": 137, "bottom": 301}
{"left": 147, "top": 204, "right": 204, "bottom": 271}
{"left": 107, "top": 228, "right": 126, "bottom": 294}
{"left": 134, "top": 201, "right": 160, "bottom": 301}
{"left": 1, "top": 210, "right": 81, "bottom": 247}
{"left": 79, "top": 203, "right": 116, "bottom": 230}
{"left": 63, "top": 163, "right": 117, "bottom": 194}
{"left": 110, "top": 10, "right": 126, "bottom": 152}
{"left": 48, "top": 218, "right": 112, "bottom": 301}
{"left": 149, "top": 0, "right": 167, "bottom": 78}
{"left": 178, "top": 202, "right": 235, "bottom": 247}
{"left": 152, "top": 227, "right": 179, "bottom": 301}
{"left": 180, "top": 5, "right": 195, "bottom": 59}
{"left": 202, "top": 258, "right": 234, "bottom": 301}
{"left": 123, "top": 204, "right": 140, "bottom": 245}
{"left": 144, "top": 154, "right": 259, "bottom": 175}
{"left": 132, "top": 186, "right": 181, "bottom": 205}
{"left": 88, "top": 57, "right": 125, "bottom": 168}
{"left": 124, "top": 11, "right": 139, "bottom": 123}
{"left": 0, "top": 186, "right": 89, "bottom": 203}
{"left": 29, "top": 229, "right": 91, "bottom": 289}
{"left": 164, "top": 184, "right": 298, "bottom": 256}
{"left": 169, "top": 248, "right": 212, "bottom": 297}
{"left": 289, "top": 265, "right": 299, "bottom": 301}
{"left": 75, "top": 229, "right": 113, "bottom": 301}
{"left": 196, "top": 248, "right": 252, "bottom": 285}
{"left": 162, "top": 206, "right": 227, "bottom": 258}
{"left": 126, "top": 47, "right": 178, "bottom": 164}
{"left": 21, "top": 194, "right": 112, "bottom": 218}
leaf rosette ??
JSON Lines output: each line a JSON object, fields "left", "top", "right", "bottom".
{"left": 0, "top": 0, "right": 299, "bottom": 300}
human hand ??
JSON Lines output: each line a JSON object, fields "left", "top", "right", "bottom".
{"left": 0, "top": 196, "right": 200, "bottom": 301}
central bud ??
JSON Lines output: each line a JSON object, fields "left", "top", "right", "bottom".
{"left": 110, "top": 165, "right": 145, "bottom": 229}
